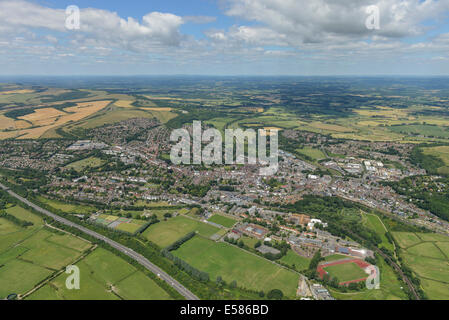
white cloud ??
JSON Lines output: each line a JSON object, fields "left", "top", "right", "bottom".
{"left": 221, "top": 0, "right": 449, "bottom": 46}
{"left": 0, "top": 0, "right": 185, "bottom": 51}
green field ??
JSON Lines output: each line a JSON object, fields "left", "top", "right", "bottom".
{"left": 0, "top": 206, "right": 94, "bottom": 299}
{"left": 173, "top": 236, "right": 300, "bottom": 297}
{"left": 329, "top": 257, "right": 407, "bottom": 300}
{"left": 295, "top": 147, "right": 326, "bottom": 161}
{"left": 389, "top": 124, "right": 449, "bottom": 139}
{"left": 422, "top": 146, "right": 449, "bottom": 174}
{"left": 65, "top": 157, "right": 106, "bottom": 171}
{"left": 142, "top": 215, "right": 219, "bottom": 248}
{"left": 393, "top": 232, "right": 449, "bottom": 299}
{"left": 363, "top": 212, "right": 394, "bottom": 251}
{"left": 208, "top": 214, "right": 237, "bottom": 228}
{"left": 37, "top": 196, "right": 96, "bottom": 214}
{"left": 279, "top": 250, "right": 311, "bottom": 271}
{"left": 323, "top": 262, "right": 368, "bottom": 283}
{"left": 27, "top": 248, "right": 172, "bottom": 300}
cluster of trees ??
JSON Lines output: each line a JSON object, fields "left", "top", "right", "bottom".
{"left": 0, "top": 211, "right": 33, "bottom": 228}
{"left": 165, "top": 232, "right": 196, "bottom": 251}
{"left": 162, "top": 249, "right": 210, "bottom": 282}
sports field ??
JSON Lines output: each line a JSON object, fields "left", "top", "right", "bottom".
{"left": 142, "top": 215, "right": 219, "bottom": 248}
{"left": 279, "top": 250, "right": 311, "bottom": 271}
{"left": 92, "top": 214, "right": 147, "bottom": 234}
{"left": 393, "top": 232, "right": 449, "bottom": 299}
{"left": 173, "top": 236, "right": 300, "bottom": 297}
{"left": 329, "top": 257, "right": 407, "bottom": 300}
{"left": 207, "top": 214, "right": 237, "bottom": 228}
{"left": 27, "top": 248, "right": 172, "bottom": 300}
{"left": 322, "top": 262, "right": 368, "bottom": 283}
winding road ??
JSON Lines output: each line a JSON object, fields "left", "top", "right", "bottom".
{"left": 0, "top": 182, "right": 199, "bottom": 300}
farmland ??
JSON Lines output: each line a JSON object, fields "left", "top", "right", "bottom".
{"left": 27, "top": 248, "right": 172, "bottom": 300}
{"left": 393, "top": 232, "right": 449, "bottom": 299}
{"left": 0, "top": 205, "right": 93, "bottom": 299}
{"left": 173, "top": 236, "right": 300, "bottom": 297}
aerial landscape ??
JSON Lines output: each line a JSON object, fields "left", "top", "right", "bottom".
{"left": 0, "top": 0, "right": 449, "bottom": 309}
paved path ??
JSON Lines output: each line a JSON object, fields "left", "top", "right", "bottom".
{"left": 0, "top": 182, "right": 199, "bottom": 300}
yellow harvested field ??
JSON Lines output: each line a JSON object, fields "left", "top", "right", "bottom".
{"left": 0, "top": 114, "right": 16, "bottom": 129}
{"left": 19, "top": 108, "right": 66, "bottom": 126}
{"left": 0, "top": 89, "right": 34, "bottom": 95}
{"left": 309, "top": 122, "right": 353, "bottom": 132}
{"left": 14, "top": 120, "right": 32, "bottom": 129}
{"left": 140, "top": 107, "right": 173, "bottom": 111}
{"left": 115, "top": 100, "right": 136, "bottom": 108}
{"left": 260, "top": 127, "right": 282, "bottom": 136}
{"left": 0, "top": 100, "right": 112, "bottom": 139}
{"left": 355, "top": 107, "right": 409, "bottom": 118}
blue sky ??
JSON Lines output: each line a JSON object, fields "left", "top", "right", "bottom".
{"left": 0, "top": 0, "right": 448, "bottom": 75}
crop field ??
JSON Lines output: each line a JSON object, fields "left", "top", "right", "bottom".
{"left": 173, "top": 236, "right": 300, "bottom": 297}
{"left": 27, "top": 248, "right": 172, "bottom": 300}
{"left": 65, "top": 157, "right": 106, "bottom": 171}
{"left": 207, "top": 214, "right": 237, "bottom": 228}
{"left": 0, "top": 100, "right": 112, "bottom": 139}
{"left": 142, "top": 215, "right": 219, "bottom": 248}
{"left": 393, "top": 232, "right": 449, "bottom": 299}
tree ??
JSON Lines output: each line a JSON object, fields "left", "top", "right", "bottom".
{"left": 267, "top": 289, "right": 283, "bottom": 300}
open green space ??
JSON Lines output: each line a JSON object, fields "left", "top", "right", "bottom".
{"left": 173, "top": 236, "right": 300, "bottom": 297}
{"left": 393, "top": 232, "right": 449, "bottom": 299}
{"left": 329, "top": 257, "right": 407, "bottom": 300}
{"left": 65, "top": 157, "right": 106, "bottom": 171}
{"left": 363, "top": 212, "right": 394, "bottom": 251}
{"left": 27, "top": 248, "right": 171, "bottom": 300}
{"left": 142, "top": 215, "right": 219, "bottom": 248}
{"left": 36, "top": 196, "right": 96, "bottom": 214}
{"left": 208, "top": 214, "right": 237, "bottom": 228}
{"left": 279, "top": 250, "right": 311, "bottom": 271}
{"left": 322, "top": 262, "right": 368, "bottom": 283}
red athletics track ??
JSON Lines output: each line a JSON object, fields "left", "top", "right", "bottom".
{"left": 317, "top": 258, "right": 372, "bottom": 285}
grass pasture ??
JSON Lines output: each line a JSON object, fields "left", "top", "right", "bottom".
{"left": 142, "top": 215, "right": 219, "bottom": 248}
{"left": 207, "top": 214, "right": 237, "bottom": 228}
{"left": 0, "top": 207, "right": 94, "bottom": 299}
{"left": 393, "top": 232, "right": 449, "bottom": 299}
{"left": 279, "top": 250, "right": 311, "bottom": 271}
{"left": 27, "top": 248, "right": 171, "bottom": 300}
{"left": 173, "top": 236, "right": 300, "bottom": 297}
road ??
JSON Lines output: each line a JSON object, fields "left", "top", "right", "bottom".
{"left": 0, "top": 183, "right": 199, "bottom": 300}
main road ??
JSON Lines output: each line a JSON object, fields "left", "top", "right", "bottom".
{"left": 0, "top": 182, "right": 199, "bottom": 300}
